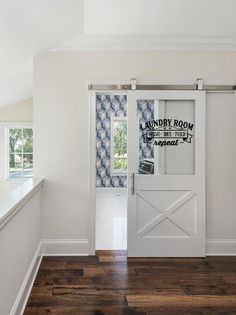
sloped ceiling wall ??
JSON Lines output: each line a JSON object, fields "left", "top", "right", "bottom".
{"left": 0, "top": 0, "right": 83, "bottom": 107}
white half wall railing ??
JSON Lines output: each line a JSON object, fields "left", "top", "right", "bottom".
{"left": 0, "top": 178, "right": 43, "bottom": 315}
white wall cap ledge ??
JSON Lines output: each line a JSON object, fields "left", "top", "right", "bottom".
{"left": 51, "top": 35, "right": 236, "bottom": 52}
{"left": 0, "top": 178, "right": 44, "bottom": 230}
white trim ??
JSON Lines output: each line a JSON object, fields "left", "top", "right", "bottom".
{"left": 89, "top": 91, "right": 96, "bottom": 255}
{"left": 89, "top": 90, "right": 129, "bottom": 255}
{"left": 0, "top": 122, "right": 33, "bottom": 126}
{"left": 10, "top": 242, "right": 42, "bottom": 315}
{"left": 206, "top": 239, "right": 236, "bottom": 256}
{"left": 51, "top": 34, "right": 236, "bottom": 52}
{"left": 41, "top": 239, "right": 89, "bottom": 256}
{"left": 96, "top": 91, "right": 128, "bottom": 96}
{"left": 39, "top": 239, "right": 236, "bottom": 256}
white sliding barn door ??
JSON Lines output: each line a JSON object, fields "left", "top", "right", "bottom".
{"left": 127, "top": 90, "right": 205, "bottom": 257}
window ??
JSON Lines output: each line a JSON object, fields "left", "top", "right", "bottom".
{"left": 7, "top": 126, "right": 33, "bottom": 179}
{"left": 111, "top": 117, "right": 127, "bottom": 175}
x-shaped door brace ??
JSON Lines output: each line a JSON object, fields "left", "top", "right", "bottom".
{"left": 137, "top": 191, "right": 196, "bottom": 238}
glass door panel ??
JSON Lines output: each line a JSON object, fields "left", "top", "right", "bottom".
{"left": 138, "top": 99, "right": 195, "bottom": 175}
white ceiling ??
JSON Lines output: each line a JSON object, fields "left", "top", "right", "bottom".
{"left": 1, "top": 0, "right": 236, "bottom": 108}
{"left": 84, "top": 0, "right": 236, "bottom": 37}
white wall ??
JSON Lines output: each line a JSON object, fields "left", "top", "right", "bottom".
{"left": 34, "top": 51, "right": 236, "bottom": 252}
{"left": 0, "top": 188, "right": 42, "bottom": 315}
{"left": 0, "top": 98, "right": 33, "bottom": 122}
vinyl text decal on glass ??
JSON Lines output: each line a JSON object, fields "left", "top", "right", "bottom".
{"left": 140, "top": 119, "right": 194, "bottom": 147}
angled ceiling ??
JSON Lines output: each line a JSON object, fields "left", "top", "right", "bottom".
{"left": 1, "top": 0, "right": 236, "bottom": 107}
{"left": 0, "top": 0, "right": 83, "bottom": 108}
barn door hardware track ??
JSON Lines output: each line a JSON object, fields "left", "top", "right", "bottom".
{"left": 88, "top": 78, "right": 236, "bottom": 93}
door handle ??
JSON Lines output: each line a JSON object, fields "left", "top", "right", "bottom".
{"left": 131, "top": 172, "right": 135, "bottom": 195}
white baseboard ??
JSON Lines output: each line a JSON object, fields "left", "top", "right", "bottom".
{"left": 41, "top": 238, "right": 236, "bottom": 256}
{"left": 10, "top": 239, "right": 89, "bottom": 315}
{"left": 41, "top": 239, "right": 89, "bottom": 256}
{"left": 206, "top": 239, "right": 236, "bottom": 256}
{"left": 10, "top": 242, "right": 43, "bottom": 315}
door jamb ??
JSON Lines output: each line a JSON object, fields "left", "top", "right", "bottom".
{"left": 88, "top": 90, "right": 96, "bottom": 255}
{"left": 88, "top": 89, "right": 128, "bottom": 255}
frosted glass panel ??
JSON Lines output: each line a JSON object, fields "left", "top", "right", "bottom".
{"left": 137, "top": 100, "right": 195, "bottom": 175}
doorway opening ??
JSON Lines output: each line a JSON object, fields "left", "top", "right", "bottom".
{"left": 93, "top": 93, "right": 128, "bottom": 250}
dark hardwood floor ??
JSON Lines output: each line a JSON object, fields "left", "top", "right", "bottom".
{"left": 24, "top": 251, "right": 236, "bottom": 315}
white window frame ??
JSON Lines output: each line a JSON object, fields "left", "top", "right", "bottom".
{"left": 110, "top": 116, "right": 127, "bottom": 176}
{"left": 5, "top": 122, "right": 33, "bottom": 180}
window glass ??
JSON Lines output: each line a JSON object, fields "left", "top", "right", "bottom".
{"left": 8, "top": 127, "right": 33, "bottom": 178}
{"left": 137, "top": 100, "right": 195, "bottom": 175}
{"left": 112, "top": 119, "right": 127, "bottom": 173}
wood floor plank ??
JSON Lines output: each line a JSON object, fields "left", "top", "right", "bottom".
{"left": 24, "top": 306, "right": 147, "bottom": 315}
{"left": 34, "top": 269, "right": 84, "bottom": 286}
{"left": 24, "top": 252, "right": 236, "bottom": 315}
{"left": 24, "top": 306, "right": 236, "bottom": 315}
{"left": 127, "top": 294, "right": 236, "bottom": 307}
{"left": 53, "top": 286, "right": 185, "bottom": 296}
{"left": 27, "top": 292, "right": 128, "bottom": 307}
{"left": 39, "top": 258, "right": 67, "bottom": 270}
{"left": 98, "top": 255, "right": 127, "bottom": 263}
{"left": 83, "top": 266, "right": 107, "bottom": 277}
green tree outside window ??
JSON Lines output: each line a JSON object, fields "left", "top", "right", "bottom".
{"left": 9, "top": 128, "right": 33, "bottom": 178}
{"left": 113, "top": 120, "right": 127, "bottom": 172}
